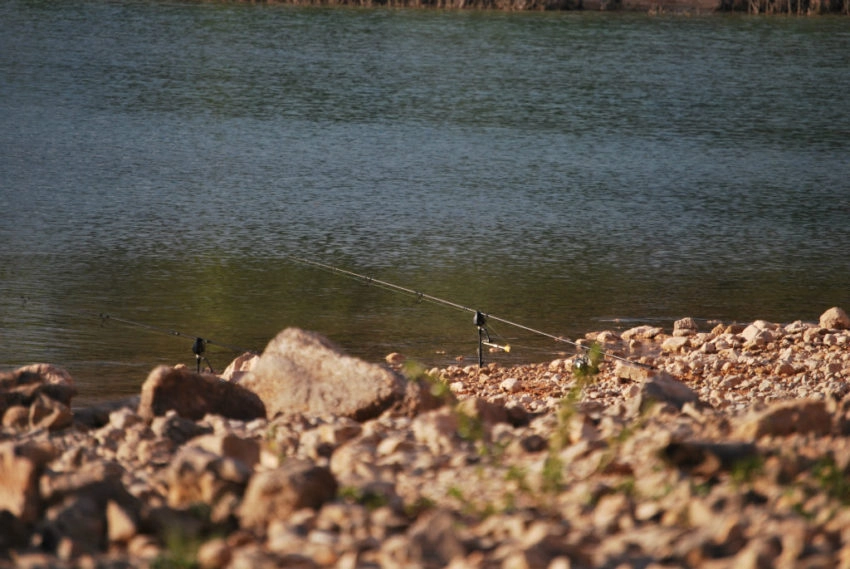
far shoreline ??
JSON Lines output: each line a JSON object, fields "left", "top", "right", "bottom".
{"left": 224, "top": 0, "right": 850, "bottom": 15}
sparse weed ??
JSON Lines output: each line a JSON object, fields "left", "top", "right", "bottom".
{"left": 152, "top": 528, "right": 202, "bottom": 569}
{"left": 339, "top": 486, "right": 390, "bottom": 511}
{"left": 730, "top": 455, "right": 765, "bottom": 486}
{"left": 813, "top": 456, "right": 850, "bottom": 504}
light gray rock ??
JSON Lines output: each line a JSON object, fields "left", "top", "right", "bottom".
{"left": 631, "top": 371, "right": 700, "bottom": 413}
{"left": 621, "top": 325, "right": 664, "bottom": 341}
{"left": 673, "top": 317, "right": 699, "bottom": 336}
{"left": 238, "top": 328, "right": 406, "bottom": 421}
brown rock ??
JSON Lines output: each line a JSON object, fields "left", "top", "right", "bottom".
{"left": 166, "top": 446, "right": 251, "bottom": 510}
{"left": 29, "top": 393, "right": 73, "bottom": 431}
{"left": 820, "top": 307, "right": 850, "bottom": 330}
{"left": 138, "top": 365, "right": 266, "bottom": 422}
{"left": 662, "top": 441, "right": 759, "bottom": 475}
{"left": 412, "top": 407, "right": 460, "bottom": 454}
{"left": 455, "top": 397, "right": 509, "bottom": 427}
{"left": 406, "top": 509, "right": 466, "bottom": 567}
{"left": 151, "top": 410, "right": 213, "bottom": 445}
{"left": 736, "top": 399, "right": 832, "bottom": 439}
{"left": 238, "top": 459, "right": 337, "bottom": 530}
{"left": 0, "top": 364, "right": 77, "bottom": 424}
{"left": 2, "top": 405, "right": 30, "bottom": 429}
{"left": 238, "top": 328, "right": 406, "bottom": 421}
{"left": 189, "top": 433, "right": 260, "bottom": 470}
{"left": 0, "top": 441, "right": 55, "bottom": 524}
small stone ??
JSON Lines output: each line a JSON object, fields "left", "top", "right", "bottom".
{"left": 662, "top": 336, "right": 690, "bottom": 353}
{"left": 673, "top": 317, "right": 699, "bottom": 336}
{"left": 220, "top": 352, "right": 260, "bottom": 383}
{"left": 197, "top": 538, "right": 232, "bottom": 569}
{"left": 622, "top": 325, "right": 664, "bottom": 341}
{"left": 501, "top": 377, "right": 522, "bottom": 393}
{"left": 385, "top": 352, "right": 406, "bottom": 366}
{"left": 107, "top": 499, "right": 139, "bottom": 543}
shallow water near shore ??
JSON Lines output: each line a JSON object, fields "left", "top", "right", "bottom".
{"left": 1, "top": 2, "right": 849, "bottom": 403}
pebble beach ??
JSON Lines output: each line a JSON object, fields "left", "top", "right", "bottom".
{"left": 1, "top": 307, "right": 849, "bottom": 569}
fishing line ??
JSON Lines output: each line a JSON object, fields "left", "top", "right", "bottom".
{"left": 94, "top": 312, "right": 258, "bottom": 373}
{"left": 285, "top": 255, "right": 654, "bottom": 370}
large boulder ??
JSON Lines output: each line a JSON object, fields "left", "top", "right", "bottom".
{"left": 819, "top": 306, "right": 850, "bottom": 330}
{"left": 238, "top": 328, "right": 407, "bottom": 421}
{"left": 137, "top": 366, "right": 266, "bottom": 422}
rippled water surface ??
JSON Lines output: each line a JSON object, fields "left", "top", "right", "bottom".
{"left": 2, "top": 2, "right": 849, "bottom": 402}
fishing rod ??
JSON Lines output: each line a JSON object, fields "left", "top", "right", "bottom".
{"left": 95, "top": 312, "right": 257, "bottom": 373}
{"left": 285, "top": 255, "right": 653, "bottom": 370}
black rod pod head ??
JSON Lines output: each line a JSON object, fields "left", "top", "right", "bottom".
{"left": 192, "top": 337, "right": 206, "bottom": 357}
{"left": 473, "top": 311, "right": 487, "bottom": 327}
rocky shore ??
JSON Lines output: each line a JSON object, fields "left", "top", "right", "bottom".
{"left": 2, "top": 307, "right": 850, "bottom": 569}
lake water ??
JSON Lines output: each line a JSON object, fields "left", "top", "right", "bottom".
{"left": 2, "top": 1, "right": 849, "bottom": 403}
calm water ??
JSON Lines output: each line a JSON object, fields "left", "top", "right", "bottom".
{"left": 2, "top": 1, "right": 849, "bottom": 403}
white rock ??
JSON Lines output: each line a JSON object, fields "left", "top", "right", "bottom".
{"left": 500, "top": 377, "right": 522, "bottom": 393}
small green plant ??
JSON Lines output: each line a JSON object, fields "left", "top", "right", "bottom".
{"left": 404, "top": 496, "right": 436, "bottom": 517}
{"left": 339, "top": 485, "right": 390, "bottom": 510}
{"left": 541, "top": 454, "right": 564, "bottom": 493}
{"left": 730, "top": 455, "right": 765, "bottom": 486}
{"left": 813, "top": 456, "right": 850, "bottom": 504}
{"left": 505, "top": 465, "right": 530, "bottom": 491}
{"left": 447, "top": 486, "right": 465, "bottom": 501}
{"left": 152, "top": 528, "right": 201, "bottom": 569}
{"left": 402, "top": 359, "right": 455, "bottom": 402}
{"left": 615, "top": 477, "right": 637, "bottom": 498}
{"left": 457, "top": 410, "right": 485, "bottom": 442}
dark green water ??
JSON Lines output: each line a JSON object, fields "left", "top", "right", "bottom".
{"left": 2, "top": 1, "right": 849, "bottom": 402}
